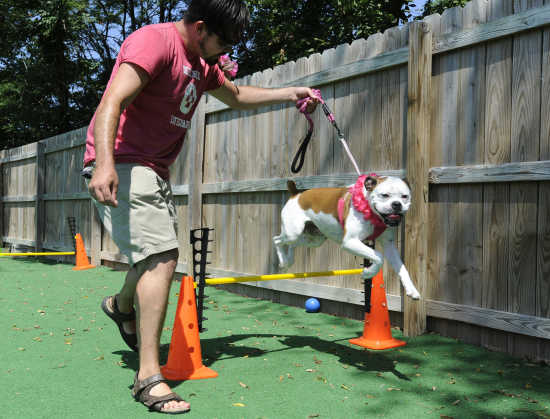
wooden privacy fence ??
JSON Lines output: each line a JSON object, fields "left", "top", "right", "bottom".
{"left": 1, "top": 0, "right": 550, "bottom": 361}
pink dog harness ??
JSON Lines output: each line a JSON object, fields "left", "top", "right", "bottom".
{"left": 337, "top": 174, "right": 387, "bottom": 241}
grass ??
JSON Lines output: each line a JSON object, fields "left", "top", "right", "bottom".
{"left": 1, "top": 256, "right": 549, "bottom": 418}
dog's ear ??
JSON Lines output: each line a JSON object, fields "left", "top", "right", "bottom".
{"left": 364, "top": 176, "right": 378, "bottom": 192}
{"left": 402, "top": 177, "right": 412, "bottom": 190}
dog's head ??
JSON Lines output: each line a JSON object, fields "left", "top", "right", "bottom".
{"left": 365, "top": 175, "right": 411, "bottom": 227}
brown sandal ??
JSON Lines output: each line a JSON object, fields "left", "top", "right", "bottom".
{"left": 132, "top": 372, "right": 190, "bottom": 414}
{"left": 101, "top": 295, "right": 138, "bottom": 352}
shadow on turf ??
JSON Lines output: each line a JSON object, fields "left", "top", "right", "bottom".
{"left": 115, "top": 333, "right": 414, "bottom": 382}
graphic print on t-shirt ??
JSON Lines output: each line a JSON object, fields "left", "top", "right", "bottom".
{"left": 180, "top": 82, "right": 197, "bottom": 114}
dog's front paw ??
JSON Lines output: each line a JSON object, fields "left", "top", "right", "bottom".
{"left": 361, "top": 264, "right": 381, "bottom": 279}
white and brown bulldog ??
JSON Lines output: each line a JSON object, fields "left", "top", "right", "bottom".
{"left": 273, "top": 174, "right": 420, "bottom": 300}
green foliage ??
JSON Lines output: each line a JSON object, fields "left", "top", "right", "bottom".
{"left": 236, "top": 0, "right": 415, "bottom": 76}
{"left": 0, "top": 0, "right": 187, "bottom": 149}
{"left": 422, "top": 0, "right": 469, "bottom": 16}
{"left": 1, "top": 0, "right": 418, "bottom": 149}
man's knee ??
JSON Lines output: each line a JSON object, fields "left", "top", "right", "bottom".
{"left": 135, "top": 248, "right": 179, "bottom": 276}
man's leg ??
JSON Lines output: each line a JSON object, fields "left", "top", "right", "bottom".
{"left": 103, "top": 267, "right": 138, "bottom": 336}
{"left": 134, "top": 249, "right": 190, "bottom": 412}
{"left": 116, "top": 267, "right": 139, "bottom": 334}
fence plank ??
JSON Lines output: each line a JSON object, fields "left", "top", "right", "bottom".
{"left": 482, "top": 0, "right": 513, "bottom": 353}
{"left": 429, "top": 7, "right": 462, "bottom": 340}
{"left": 430, "top": 160, "right": 550, "bottom": 182}
{"left": 433, "top": 2, "right": 550, "bottom": 53}
{"left": 35, "top": 142, "right": 45, "bottom": 251}
{"left": 508, "top": 0, "right": 543, "bottom": 358}
{"left": 538, "top": 2, "right": 550, "bottom": 360}
{"left": 427, "top": 300, "right": 550, "bottom": 339}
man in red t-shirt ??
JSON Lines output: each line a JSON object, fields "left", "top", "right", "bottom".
{"left": 85, "top": 0, "right": 319, "bottom": 414}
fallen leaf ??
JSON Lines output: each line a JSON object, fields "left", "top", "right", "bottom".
{"left": 452, "top": 400, "right": 461, "bottom": 406}
{"left": 387, "top": 387, "right": 401, "bottom": 391}
{"left": 93, "top": 355, "right": 104, "bottom": 361}
{"left": 239, "top": 382, "right": 248, "bottom": 389}
{"left": 232, "top": 403, "right": 245, "bottom": 407}
{"left": 308, "top": 414, "right": 320, "bottom": 418}
{"left": 341, "top": 384, "right": 351, "bottom": 391}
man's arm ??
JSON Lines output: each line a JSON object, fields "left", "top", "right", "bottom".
{"left": 88, "top": 62, "right": 150, "bottom": 207}
{"left": 210, "top": 78, "right": 319, "bottom": 111}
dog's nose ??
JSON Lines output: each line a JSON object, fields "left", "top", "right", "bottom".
{"left": 391, "top": 201, "right": 402, "bottom": 211}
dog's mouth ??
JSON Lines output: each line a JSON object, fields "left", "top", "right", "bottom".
{"left": 381, "top": 213, "right": 402, "bottom": 226}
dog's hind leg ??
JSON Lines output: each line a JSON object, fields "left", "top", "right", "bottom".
{"left": 273, "top": 204, "right": 308, "bottom": 269}
{"left": 273, "top": 235, "right": 290, "bottom": 268}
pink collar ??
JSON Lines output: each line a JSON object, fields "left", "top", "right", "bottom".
{"left": 338, "top": 174, "right": 386, "bottom": 241}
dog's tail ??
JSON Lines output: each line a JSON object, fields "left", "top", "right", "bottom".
{"left": 287, "top": 180, "right": 300, "bottom": 196}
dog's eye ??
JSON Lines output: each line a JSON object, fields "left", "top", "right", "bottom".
{"left": 402, "top": 195, "right": 409, "bottom": 199}
{"left": 381, "top": 193, "right": 390, "bottom": 199}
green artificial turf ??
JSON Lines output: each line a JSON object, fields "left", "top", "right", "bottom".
{"left": 2, "top": 257, "right": 550, "bottom": 419}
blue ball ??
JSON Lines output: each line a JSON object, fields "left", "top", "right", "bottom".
{"left": 305, "top": 297, "right": 320, "bottom": 313}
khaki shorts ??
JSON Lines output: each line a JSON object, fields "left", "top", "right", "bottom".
{"left": 86, "top": 164, "right": 178, "bottom": 266}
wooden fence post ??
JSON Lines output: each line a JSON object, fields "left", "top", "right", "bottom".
{"left": 0, "top": 158, "right": 3, "bottom": 247}
{"left": 404, "top": 21, "right": 432, "bottom": 337}
{"left": 35, "top": 141, "right": 46, "bottom": 252}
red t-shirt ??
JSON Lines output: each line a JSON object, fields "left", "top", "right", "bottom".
{"left": 84, "top": 22, "right": 225, "bottom": 179}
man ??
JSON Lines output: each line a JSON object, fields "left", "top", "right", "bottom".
{"left": 84, "top": 0, "right": 319, "bottom": 414}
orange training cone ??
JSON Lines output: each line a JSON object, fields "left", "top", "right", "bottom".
{"left": 72, "top": 233, "right": 95, "bottom": 271}
{"left": 161, "top": 276, "right": 218, "bottom": 381}
{"left": 349, "top": 269, "right": 406, "bottom": 350}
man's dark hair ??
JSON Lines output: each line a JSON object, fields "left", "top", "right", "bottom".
{"left": 184, "top": 0, "right": 250, "bottom": 45}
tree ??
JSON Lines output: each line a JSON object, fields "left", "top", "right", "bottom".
{"left": 1, "top": 0, "right": 418, "bottom": 148}
{"left": 0, "top": 0, "right": 187, "bottom": 149}
{"left": 236, "top": 0, "right": 415, "bottom": 76}
{"left": 422, "top": 0, "right": 469, "bottom": 16}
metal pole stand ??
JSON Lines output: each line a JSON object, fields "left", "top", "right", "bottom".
{"left": 190, "top": 227, "right": 214, "bottom": 332}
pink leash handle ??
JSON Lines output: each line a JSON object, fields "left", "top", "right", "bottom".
{"left": 218, "top": 54, "right": 238, "bottom": 79}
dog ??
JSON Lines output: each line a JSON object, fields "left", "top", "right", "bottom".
{"left": 273, "top": 174, "right": 420, "bottom": 300}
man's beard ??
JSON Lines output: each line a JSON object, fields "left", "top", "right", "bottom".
{"left": 199, "top": 39, "right": 220, "bottom": 65}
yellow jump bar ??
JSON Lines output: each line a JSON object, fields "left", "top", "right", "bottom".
{"left": 0, "top": 252, "right": 75, "bottom": 257}
{"left": 204, "top": 268, "right": 364, "bottom": 286}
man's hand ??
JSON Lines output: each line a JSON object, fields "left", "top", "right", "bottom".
{"left": 291, "top": 87, "right": 320, "bottom": 113}
{"left": 88, "top": 165, "right": 119, "bottom": 207}
{"left": 219, "top": 55, "right": 238, "bottom": 80}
